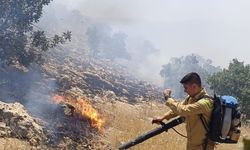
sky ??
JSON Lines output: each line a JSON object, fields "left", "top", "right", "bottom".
{"left": 54, "top": 0, "right": 250, "bottom": 68}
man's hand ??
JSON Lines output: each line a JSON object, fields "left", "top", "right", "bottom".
{"left": 163, "top": 89, "right": 172, "bottom": 100}
{"left": 152, "top": 117, "right": 164, "bottom": 124}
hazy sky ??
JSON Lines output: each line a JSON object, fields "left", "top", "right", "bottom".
{"left": 54, "top": 0, "right": 250, "bottom": 68}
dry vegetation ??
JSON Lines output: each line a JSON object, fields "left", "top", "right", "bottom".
{"left": 0, "top": 99, "right": 249, "bottom": 150}
{"left": 97, "top": 100, "right": 250, "bottom": 150}
{"left": 0, "top": 138, "right": 30, "bottom": 150}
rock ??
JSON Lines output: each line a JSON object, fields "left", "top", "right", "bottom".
{"left": 103, "top": 91, "right": 118, "bottom": 101}
{"left": 0, "top": 130, "right": 7, "bottom": 137}
{"left": 0, "top": 122, "right": 7, "bottom": 129}
{"left": 61, "top": 103, "right": 75, "bottom": 116}
{"left": 0, "top": 101, "right": 46, "bottom": 146}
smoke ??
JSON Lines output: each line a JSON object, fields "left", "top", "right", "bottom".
{"left": 38, "top": 1, "right": 167, "bottom": 85}
{"left": 55, "top": 0, "right": 137, "bottom": 24}
{"left": 56, "top": 0, "right": 250, "bottom": 67}
{"left": 117, "top": 38, "right": 164, "bottom": 84}
{"left": 24, "top": 71, "right": 57, "bottom": 117}
{"left": 0, "top": 64, "right": 58, "bottom": 118}
{"left": 39, "top": 0, "right": 250, "bottom": 86}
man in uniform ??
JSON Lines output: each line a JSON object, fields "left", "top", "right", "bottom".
{"left": 153, "top": 72, "right": 215, "bottom": 150}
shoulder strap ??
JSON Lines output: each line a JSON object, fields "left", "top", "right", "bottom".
{"left": 198, "top": 95, "right": 212, "bottom": 131}
{"left": 201, "top": 95, "right": 214, "bottom": 100}
{"left": 198, "top": 95, "right": 213, "bottom": 150}
{"left": 199, "top": 115, "right": 209, "bottom": 132}
{"left": 199, "top": 115, "right": 209, "bottom": 150}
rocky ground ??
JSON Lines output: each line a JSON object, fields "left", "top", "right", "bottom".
{"left": 0, "top": 101, "right": 45, "bottom": 147}
{"left": 0, "top": 50, "right": 163, "bottom": 149}
{"left": 0, "top": 99, "right": 110, "bottom": 150}
{"left": 42, "top": 50, "right": 162, "bottom": 102}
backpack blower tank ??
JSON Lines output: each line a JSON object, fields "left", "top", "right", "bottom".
{"left": 220, "top": 96, "right": 240, "bottom": 140}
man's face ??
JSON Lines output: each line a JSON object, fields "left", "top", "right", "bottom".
{"left": 183, "top": 83, "right": 196, "bottom": 96}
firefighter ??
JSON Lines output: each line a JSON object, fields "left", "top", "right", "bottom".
{"left": 152, "top": 72, "right": 215, "bottom": 150}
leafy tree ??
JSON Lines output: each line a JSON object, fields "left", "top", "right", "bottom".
{"left": 86, "top": 25, "right": 130, "bottom": 60}
{"left": 0, "top": 0, "right": 71, "bottom": 67}
{"left": 101, "top": 32, "right": 130, "bottom": 60}
{"left": 160, "top": 54, "right": 221, "bottom": 98}
{"left": 208, "top": 59, "right": 250, "bottom": 118}
{"left": 86, "top": 26, "right": 106, "bottom": 57}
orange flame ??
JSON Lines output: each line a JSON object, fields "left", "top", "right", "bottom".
{"left": 52, "top": 95, "right": 105, "bottom": 130}
{"left": 53, "top": 95, "right": 64, "bottom": 104}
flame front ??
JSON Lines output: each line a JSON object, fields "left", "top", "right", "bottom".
{"left": 53, "top": 95, "right": 105, "bottom": 130}
{"left": 76, "top": 99, "right": 105, "bottom": 129}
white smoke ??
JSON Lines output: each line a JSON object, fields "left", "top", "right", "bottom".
{"left": 40, "top": 0, "right": 250, "bottom": 86}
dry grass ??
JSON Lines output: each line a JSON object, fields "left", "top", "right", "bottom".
{"left": 0, "top": 138, "right": 30, "bottom": 150}
{"left": 98, "top": 100, "right": 250, "bottom": 150}
{"left": 0, "top": 100, "right": 249, "bottom": 150}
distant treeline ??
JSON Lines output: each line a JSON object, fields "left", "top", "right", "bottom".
{"left": 160, "top": 55, "right": 250, "bottom": 118}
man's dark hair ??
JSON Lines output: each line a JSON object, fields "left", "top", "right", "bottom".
{"left": 180, "top": 72, "right": 201, "bottom": 87}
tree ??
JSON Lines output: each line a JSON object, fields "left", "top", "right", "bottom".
{"left": 208, "top": 59, "right": 250, "bottom": 118}
{"left": 0, "top": 0, "right": 71, "bottom": 67}
{"left": 160, "top": 54, "right": 221, "bottom": 98}
{"left": 86, "top": 24, "right": 130, "bottom": 60}
{"left": 86, "top": 27, "right": 101, "bottom": 57}
{"left": 101, "top": 32, "right": 130, "bottom": 60}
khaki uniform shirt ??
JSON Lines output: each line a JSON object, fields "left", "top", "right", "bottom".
{"left": 165, "top": 89, "right": 215, "bottom": 150}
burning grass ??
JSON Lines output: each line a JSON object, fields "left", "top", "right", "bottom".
{"left": 52, "top": 94, "right": 105, "bottom": 131}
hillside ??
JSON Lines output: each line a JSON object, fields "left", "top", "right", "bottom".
{"left": 0, "top": 50, "right": 162, "bottom": 149}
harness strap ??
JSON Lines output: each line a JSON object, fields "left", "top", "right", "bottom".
{"left": 199, "top": 114, "right": 209, "bottom": 150}
{"left": 198, "top": 95, "right": 213, "bottom": 150}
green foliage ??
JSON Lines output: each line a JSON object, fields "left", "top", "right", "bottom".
{"left": 208, "top": 59, "right": 250, "bottom": 118}
{"left": 0, "top": 0, "right": 71, "bottom": 67}
{"left": 160, "top": 54, "right": 221, "bottom": 98}
{"left": 31, "top": 30, "right": 71, "bottom": 50}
